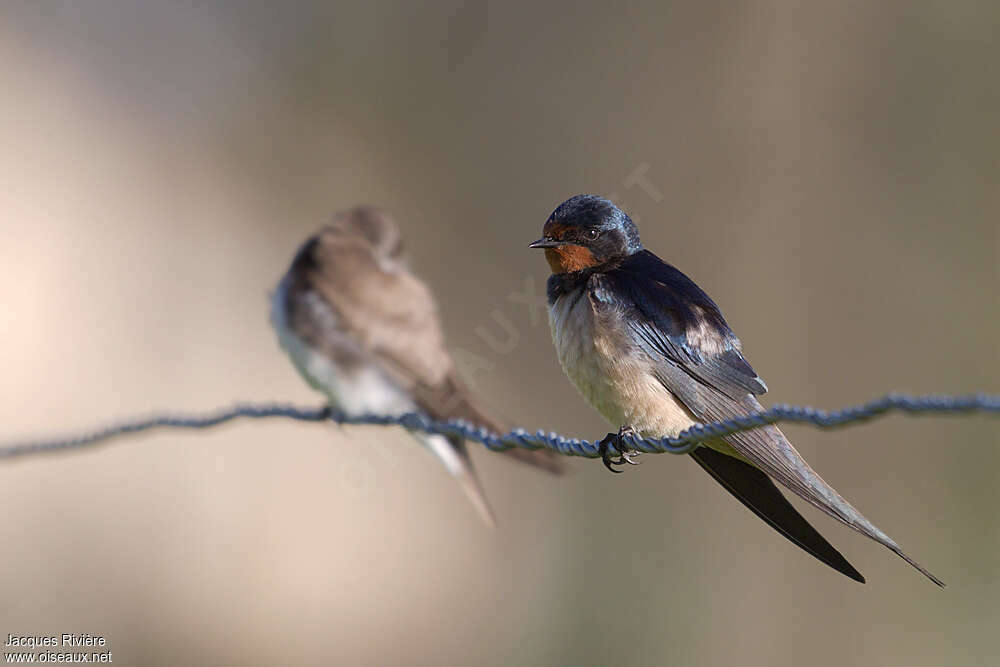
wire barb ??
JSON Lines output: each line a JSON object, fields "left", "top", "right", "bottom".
{"left": 0, "top": 393, "right": 997, "bottom": 462}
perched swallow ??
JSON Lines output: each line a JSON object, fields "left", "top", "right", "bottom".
{"left": 531, "top": 194, "right": 942, "bottom": 585}
{"left": 272, "top": 206, "right": 563, "bottom": 525}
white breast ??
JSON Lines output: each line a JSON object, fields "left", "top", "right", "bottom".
{"left": 270, "top": 278, "right": 417, "bottom": 417}
{"left": 548, "top": 287, "right": 698, "bottom": 439}
{"left": 549, "top": 290, "right": 612, "bottom": 417}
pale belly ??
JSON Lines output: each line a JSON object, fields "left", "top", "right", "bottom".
{"left": 270, "top": 278, "right": 417, "bottom": 417}
{"left": 548, "top": 290, "right": 698, "bottom": 439}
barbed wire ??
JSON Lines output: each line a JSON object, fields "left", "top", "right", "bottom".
{"left": 1, "top": 393, "right": 996, "bottom": 462}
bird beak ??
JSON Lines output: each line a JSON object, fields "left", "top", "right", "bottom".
{"left": 528, "top": 237, "right": 564, "bottom": 249}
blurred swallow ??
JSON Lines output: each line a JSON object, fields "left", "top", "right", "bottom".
{"left": 530, "top": 194, "right": 942, "bottom": 585}
{"left": 272, "top": 206, "right": 563, "bottom": 526}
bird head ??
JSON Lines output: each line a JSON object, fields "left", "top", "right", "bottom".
{"left": 529, "top": 194, "right": 642, "bottom": 274}
{"left": 329, "top": 206, "right": 405, "bottom": 262}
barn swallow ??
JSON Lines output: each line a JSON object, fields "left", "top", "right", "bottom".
{"left": 531, "top": 194, "right": 942, "bottom": 585}
{"left": 272, "top": 206, "right": 563, "bottom": 526}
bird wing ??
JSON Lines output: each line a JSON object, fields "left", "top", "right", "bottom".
{"left": 594, "top": 250, "right": 941, "bottom": 585}
{"left": 690, "top": 446, "right": 863, "bottom": 582}
{"left": 288, "top": 231, "right": 564, "bottom": 474}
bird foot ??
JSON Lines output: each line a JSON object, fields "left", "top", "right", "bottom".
{"left": 597, "top": 425, "right": 641, "bottom": 473}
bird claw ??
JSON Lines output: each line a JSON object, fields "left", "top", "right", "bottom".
{"left": 598, "top": 425, "right": 641, "bottom": 473}
{"left": 621, "top": 449, "right": 641, "bottom": 466}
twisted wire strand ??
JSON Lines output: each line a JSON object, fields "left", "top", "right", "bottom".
{"left": 1, "top": 393, "right": 996, "bottom": 462}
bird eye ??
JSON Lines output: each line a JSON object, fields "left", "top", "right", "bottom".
{"left": 585, "top": 229, "right": 601, "bottom": 240}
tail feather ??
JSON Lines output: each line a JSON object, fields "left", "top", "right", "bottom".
{"left": 704, "top": 394, "right": 945, "bottom": 586}
{"left": 451, "top": 465, "right": 497, "bottom": 528}
{"left": 414, "top": 371, "right": 567, "bottom": 475}
{"left": 419, "top": 432, "right": 496, "bottom": 527}
{"left": 885, "top": 543, "right": 945, "bottom": 587}
{"left": 691, "top": 447, "right": 865, "bottom": 583}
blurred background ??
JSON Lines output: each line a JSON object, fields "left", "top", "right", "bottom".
{"left": 1, "top": 1, "right": 997, "bottom": 665}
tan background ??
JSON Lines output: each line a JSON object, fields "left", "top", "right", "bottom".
{"left": 1, "top": 2, "right": 998, "bottom": 665}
